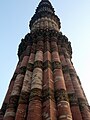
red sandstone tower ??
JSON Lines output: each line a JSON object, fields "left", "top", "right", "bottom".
{"left": 0, "top": 0, "right": 90, "bottom": 120}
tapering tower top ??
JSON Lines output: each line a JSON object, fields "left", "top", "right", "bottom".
{"left": 29, "top": 0, "right": 61, "bottom": 32}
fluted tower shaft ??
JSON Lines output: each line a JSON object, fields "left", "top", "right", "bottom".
{"left": 0, "top": 0, "right": 90, "bottom": 120}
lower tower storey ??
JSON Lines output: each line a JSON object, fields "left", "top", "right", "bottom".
{"left": 1, "top": 29, "right": 90, "bottom": 120}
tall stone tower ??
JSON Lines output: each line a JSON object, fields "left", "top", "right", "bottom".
{"left": 0, "top": 0, "right": 90, "bottom": 120}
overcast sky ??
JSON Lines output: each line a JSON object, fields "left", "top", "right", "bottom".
{"left": 0, "top": 0, "right": 90, "bottom": 107}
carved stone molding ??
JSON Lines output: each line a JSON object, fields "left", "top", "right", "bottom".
{"left": 52, "top": 61, "right": 61, "bottom": 70}
{"left": 68, "top": 93, "right": 78, "bottom": 106}
{"left": 29, "top": 88, "right": 42, "bottom": 101}
{"left": 19, "top": 67, "right": 27, "bottom": 75}
{"left": 34, "top": 61, "right": 43, "bottom": 69}
{"left": 8, "top": 95, "right": 19, "bottom": 109}
{"left": 62, "top": 65, "right": 69, "bottom": 74}
{"left": 27, "top": 63, "right": 34, "bottom": 72}
{"left": 36, "top": 40, "right": 44, "bottom": 51}
{"left": 55, "top": 89, "right": 69, "bottom": 102}
{"left": 31, "top": 17, "right": 60, "bottom": 32}
{"left": 19, "top": 92, "right": 30, "bottom": 104}
{"left": 43, "top": 60, "right": 52, "bottom": 70}
{"left": 42, "top": 88, "right": 54, "bottom": 102}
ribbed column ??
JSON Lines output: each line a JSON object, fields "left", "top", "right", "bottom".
{"left": 42, "top": 39, "right": 57, "bottom": 120}
{"left": 51, "top": 38, "right": 72, "bottom": 120}
{"left": 27, "top": 37, "right": 43, "bottom": 120}
{"left": 3, "top": 46, "right": 30, "bottom": 120}
{"left": 64, "top": 50, "right": 90, "bottom": 120}
{"left": 59, "top": 46, "right": 83, "bottom": 120}
{"left": 1, "top": 62, "right": 20, "bottom": 117}
{"left": 15, "top": 45, "right": 35, "bottom": 120}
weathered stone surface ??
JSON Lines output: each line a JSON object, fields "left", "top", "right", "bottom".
{"left": 4, "top": 107, "right": 15, "bottom": 120}
{"left": 71, "top": 106, "right": 83, "bottom": 120}
{"left": 2, "top": 0, "right": 90, "bottom": 120}
{"left": 28, "top": 53, "right": 35, "bottom": 64}
{"left": 51, "top": 41, "right": 58, "bottom": 52}
{"left": 63, "top": 72, "right": 75, "bottom": 93}
{"left": 37, "top": 40, "right": 44, "bottom": 51}
{"left": 22, "top": 70, "right": 32, "bottom": 92}
{"left": 11, "top": 74, "right": 24, "bottom": 96}
{"left": 27, "top": 63, "right": 33, "bottom": 72}
{"left": 54, "top": 69, "right": 66, "bottom": 90}
{"left": 29, "top": 88, "right": 42, "bottom": 102}
{"left": 31, "top": 68, "right": 43, "bottom": 90}
{"left": 15, "top": 104, "right": 27, "bottom": 120}
{"left": 55, "top": 89, "right": 69, "bottom": 102}
{"left": 44, "top": 51, "right": 51, "bottom": 62}
{"left": 19, "top": 92, "right": 30, "bottom": 104}
{"left": 68, "top": 93, "right": 78, "bottom": 106}
{"left": 52, "top": 61, "right": 61, "bottom": 70}
{"left": 27, "top": 100, "right": 42, "bottom": 120}
{"left": 57, "top": 101, "right": 72, "bottom": 120}
{"left": 43, "top": 68, "right": 53, "bottom": 89}
{"left": 35, "top": 51, "right": 43, "bottom": 61}
{"left": 62, "top": 65, "right": 69, "bottom": 74}
{"left": 20, "top": 67, "right": 26, "bottom": 75}
{"left": 52, "top": 51, "right": 60, "bottom": 62}
{"left": 60, "top": 54, "right": 67, "bottom": 66}
{"left": 30, "top": 43, "right": 36, "bottom": 53}
{"left": 71, "top": 75, "right": 85, "bottom": 99}
{"left": 20, "top": 56, "right": 29, "bottom": 67}
{"left": 44, "top": 41, "right": 50, "bottom": 52}
{"left": 42, "top": 99, "right": 57, "bottom": 120}
{"left": 43, "top": 60, "right": 52, "bottom": 70}
{"left": 34, "top": 61, "right": 43, "bottom": 68}
{"left": 42, "top": 88, "right": 54, "bottom": 101}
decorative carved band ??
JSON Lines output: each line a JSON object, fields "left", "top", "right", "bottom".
{"left": 52, "top": 61, "right": 61, "bottom": 70}
{"left": 34, "top": 61, "right": 43, "bottom": 69}
{"left": 62, "top": 65, "right": 69, "bottom": 74}
{"left": 31, "top": 17, "right": 59, "bottom": 32}
{"left": 42, "top": 88, "right": 54, "bottom": 102}
{"left": 18, "top": 29, "right": 72, "bottom": 61}
{"left": 27, "top": 63, "right": 34, "bottom": 72}
{"left": 55, "top": 89, "right": 69, "bottom": 103}
{"left": 43, "top": 60, "right": 52, "bottom": 70}
{"left": 8, "top": 95, "right": 19, "bottom": 109}
{"left": 68, "top": 93, "right": 78, "bottom": 106}
{"left": 29, "top": 88, "right": 42, "bottom": 101}
{"left": 19, "top": 67, "right": 27, "bottom": 75}
{"left": 19, "top": 92, "right": 30, "bottom": 104}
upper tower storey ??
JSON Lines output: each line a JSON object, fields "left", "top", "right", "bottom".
{"left": 30, "top": 0, "right": 61, "bottom": 32}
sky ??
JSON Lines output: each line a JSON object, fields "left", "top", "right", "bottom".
{"left": 0, "top": 0, "right": 90, "bottom": 107}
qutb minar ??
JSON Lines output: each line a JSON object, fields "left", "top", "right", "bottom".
{"left": 0, "top": 0, "right": 90, "bottom": 120}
